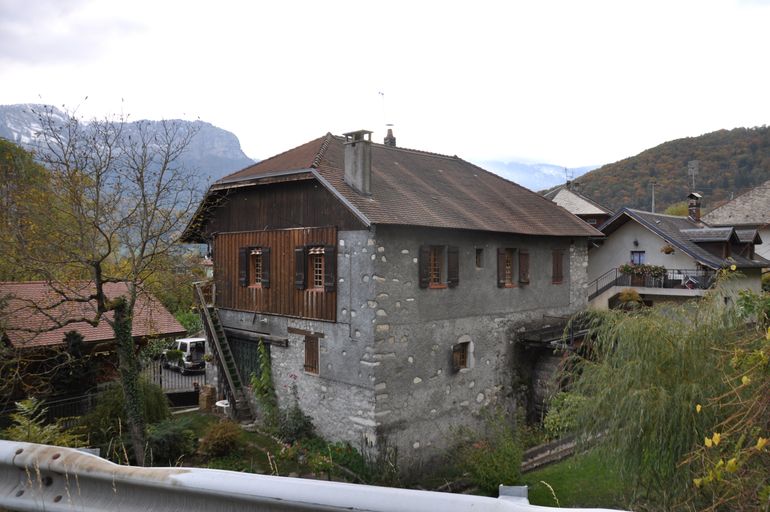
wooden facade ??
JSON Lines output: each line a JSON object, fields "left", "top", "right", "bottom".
{"left": 202, "top": 178, "right": 365, "bottom": 238}
{"left": 214, "top": 226, "right": 338, "bottom": 322}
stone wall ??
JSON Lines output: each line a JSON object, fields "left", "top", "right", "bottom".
{"left": 368, "top": 225, "right": 590, "bottom": 464}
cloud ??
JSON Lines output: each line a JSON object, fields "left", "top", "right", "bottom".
{"left": 0, "top": 0, "right": 143, "bottom": 64}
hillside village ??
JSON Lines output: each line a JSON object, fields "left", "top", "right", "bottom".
{"left": 1, "top": 118, "right": 769, "bottom": 511}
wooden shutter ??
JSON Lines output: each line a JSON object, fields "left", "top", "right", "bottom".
{"left": 304, "top": 335, "right": 319, "bottom": 374}
{"left": 518, "top": 249, "right": 530, "bottom": 285}
{"left": 238, "top": 247, "right": 249, "bottom": 287}
{"left": 552, "top": 249, "right": 564, "bottom": 284}
{"left": 261, "top": 247, "right": 271, "bottom": 289}
{"left": 294, "top": 246, "right": 307, "bottom": 290}
{"left": 418, "top": 245, "right": 430, "bottom": 288}
{"left": 497, "top": 248, "right": 506, "bottom": 288}
{"left": 323, "top": 245, "right": 336, "bottom": 292}
{"left": 447, "top": 246, "right": 459, "bottom": 288}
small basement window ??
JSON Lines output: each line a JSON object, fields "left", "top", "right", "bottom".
{"left": 452, "top": 339, "right": 474, "bottom": 372}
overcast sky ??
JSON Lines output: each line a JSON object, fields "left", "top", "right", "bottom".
{"left": 2, "top": 0, "right": 769, "bottom": 168}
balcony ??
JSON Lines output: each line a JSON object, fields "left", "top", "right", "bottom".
{"left": 588, "top": 268, "right": 717, "bottom": 302}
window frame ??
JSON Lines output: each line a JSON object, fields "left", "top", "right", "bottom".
{"left": 428, "top": 245, "right": 446, "bottom": 288}
{"left": 630, "top": 250, "right": 646, "bottom": 265}
{"left": 250, "top": 248, "right": 263, "bottom": 288}
{"left": 419, "top": 245, "right": 459, "bottom": 289}
{"left": 308, "top": 246, "right": 325, "bottom": 291}
{"left": 451, "top": 339, "right": 474, "bottom": 372}
{"left": 475, "top": 248, "right": 484, "bottom": 269}
{"left": 498, "top": 247, "right": 517, "bottom": 288}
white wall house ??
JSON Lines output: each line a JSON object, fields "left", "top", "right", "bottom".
{"left": 704, "top": 179, "right": 770, "bottom": 261}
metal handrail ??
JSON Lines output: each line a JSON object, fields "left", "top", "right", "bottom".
{"left": 588, "top": 268, "right": 717, "bottom": 300}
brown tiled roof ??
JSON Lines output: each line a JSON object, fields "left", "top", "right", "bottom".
{"left": 192, "top": 134, "right": 600, "bottom": 238}
{"left": 0, "top": 282, "right": 186, "bottom": 349}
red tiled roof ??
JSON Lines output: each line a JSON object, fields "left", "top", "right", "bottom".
{"left": 0, "top": 281, "right": 186, "bottom": 349}
{"left": 185, "top": 133, "right": 601, "bottom": 240}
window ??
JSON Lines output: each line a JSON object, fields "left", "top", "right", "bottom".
{"left": 308, "top": 246, "right": 325, "bottom": 290}
{"left": 497, "top": 248, "right": 517, "bottom": 287}
{"left": 587, "top": 218, "right": 597, "bottom": 225}
{"left": 552, "top": 249, "right": 564, "bottom": 284}
{"left": 294, "top": 245, "right": 335, "bottom": 292}
{"left": 429, "top": 246, "right": 443, "bottom": 286}
{"left": 304, "top": 335, "right": 319, "bottom": 374}
{"left": 451, "top": 337, "right": 474, "bottom": 372}
{"left": 475, "top": 248, "right": 484, "bottom": 268}
{"left": 251, "top": 248, "right": 263, "bottom": 286}
{"left": 239, "top": 246, "right": 270, "bottom": 288}
{"left": 419, "top": 245, "right": 459, "bottom": 288}
{"left": 630, "top": 251, "right": 646, "bottom": 265}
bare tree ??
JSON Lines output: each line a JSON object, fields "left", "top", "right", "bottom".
{"left": 3, "top": 105, "right": 200, "bottom": 465}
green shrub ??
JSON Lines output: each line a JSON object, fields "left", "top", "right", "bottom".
{"left": 81, "top": 380, "right": 170, "bottom": 460}
{"left": 175, "top": 310, "right": 202, "bottom": 335}
{"left": 455, "top": 411, "right": 523, "bottom": 495}
{"left": 146, "top": 417, "right": 196, "bottom": 466}
{"left": 198, "top": 419, "right": 242, "bottom": 457}
{"left": 543, "top": 392, "right": 588, "bottom": 440}
{"left": 278, "top": 398, "right": 315, "bottom": 443}
{"left": 165, "top": 349, "right": 184, "bottom": 364}
{"left": 2, "top": 398, "right": 85, "bottom": 447}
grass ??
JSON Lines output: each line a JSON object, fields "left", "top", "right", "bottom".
{"left": 522, "top": 450, "right": 629, "bottom": 509}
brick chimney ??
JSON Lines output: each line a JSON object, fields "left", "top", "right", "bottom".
{"left": 343, "top": 130, "right": 373, "bottom": 195}
{"left": 688, "top": 192, "right": 702, "bottom": 222}
{"left": 384, "top": 128, "right": 396, "bottom": 147}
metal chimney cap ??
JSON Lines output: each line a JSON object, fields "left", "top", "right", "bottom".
{"left": 343, "top": 130, "right": 373, "bottom": 143}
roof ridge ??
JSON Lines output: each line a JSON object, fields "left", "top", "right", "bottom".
{"left": 345, "top": 135, "right": 461, "bottom": 161}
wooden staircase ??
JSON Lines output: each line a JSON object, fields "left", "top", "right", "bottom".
{"left": 193, "top": 282, "right": 253, "bottom": 422}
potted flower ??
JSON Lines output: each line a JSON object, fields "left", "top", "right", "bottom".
{"left": 619, "top": 263, "right": 666, "bottom": 286}
{"left": 660, "top": 243, "right": 675, "bottom": 255}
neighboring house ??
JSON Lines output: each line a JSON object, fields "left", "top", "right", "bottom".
{"left": 703, "top": 179, "right": 770, "bottom": 261}
{"left": 587, "top": 193, "right": 768, "bottom": 308}
{"left": 543, "top": 181, "right": 613, "bottom": 226}
{"left": 182, "top": 129, "right": 601, "bottom": 463}
{"left": 0, "top": 281, "right": 185, "bottom": 350}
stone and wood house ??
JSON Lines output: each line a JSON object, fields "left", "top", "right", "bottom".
{"left": 182, "top": 130, "right": 601, "bottom": 463}
{"left": 587, "top": 193, "right": 768, "bottom": 309}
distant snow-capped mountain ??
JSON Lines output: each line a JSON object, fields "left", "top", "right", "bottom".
{"left": 478, "top": 160, "right": 599, "bottom": 192}
{"left": 0, "top": 104, "right": 255, "bottom": 182}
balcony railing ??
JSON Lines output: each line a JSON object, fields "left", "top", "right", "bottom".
{"left": 588, "top": 268, "right": 716, "bottom": 300}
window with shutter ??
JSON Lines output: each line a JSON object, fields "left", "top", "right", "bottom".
{"left": 418, "top": 245, "right": 431, "bottom": 288}
{"left": 419, "top": 245, "right": 449, "bottom": 289}
{"left": 304, "top": 335, "right": 319, "bottom": 374}
{"left": 261, "top": 247, "right": 271, "bottom": 289}
{"left": 518, "top": 250, "right": 530, "bottom": 285}
{"left": 552, "top": 249, "right": 564, "bottom": 284}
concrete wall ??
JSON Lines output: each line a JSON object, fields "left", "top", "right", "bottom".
{"left": 588, "top": 220, "right": 695, "bottom": 283}
{"left": 367, "top": 225, "right": 589, "bottom": 464}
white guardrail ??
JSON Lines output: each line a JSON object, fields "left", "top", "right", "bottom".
{"left": 0, "top": 440, "right": 626, "bottom": 512}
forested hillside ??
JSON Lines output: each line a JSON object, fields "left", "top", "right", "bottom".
{"left": 572, "top": 126, "right": 770, "bottom": 212}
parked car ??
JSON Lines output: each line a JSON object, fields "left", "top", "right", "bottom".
{"left": 162, "top": 337, "right": 206, "bottom": 375}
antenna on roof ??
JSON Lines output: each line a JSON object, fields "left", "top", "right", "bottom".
{"left": 378, "top": 91, "right": 387, "bottom": 128}
{"left": 687, "top": 160, "right": 699, "bottom": 190}
{"left": 564, "top": 168, "right": 573, "bottom": 182}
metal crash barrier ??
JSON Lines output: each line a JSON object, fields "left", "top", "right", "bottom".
{"left": 0, "top": 440, "right": 625, "bottom": 512}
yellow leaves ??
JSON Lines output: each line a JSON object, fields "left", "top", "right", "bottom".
{"left": 705, "top": 436, "right": 713, "bottom": 448}
{"left": 756, "top": 437, "right": 768, "bottom": 451}
{"left": 696, "top": 404, "right": 702, "bottom": 413}
{"left": 693, "top": 477, "right": 702, "bottom": 488}
{"left": 726, "top": 457, "right": 738, "bottom": 473}
{"left": 705, "top": 432, "right": 721, "bottom": 448}
{"left": 729, "top": 264, "right": 737, "bottom": 271}
{"left": 741, "top": 375, "right": 751, "bottom": 386}
{"left": 766, "top": 327, "right": 770, "bottom": 341}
